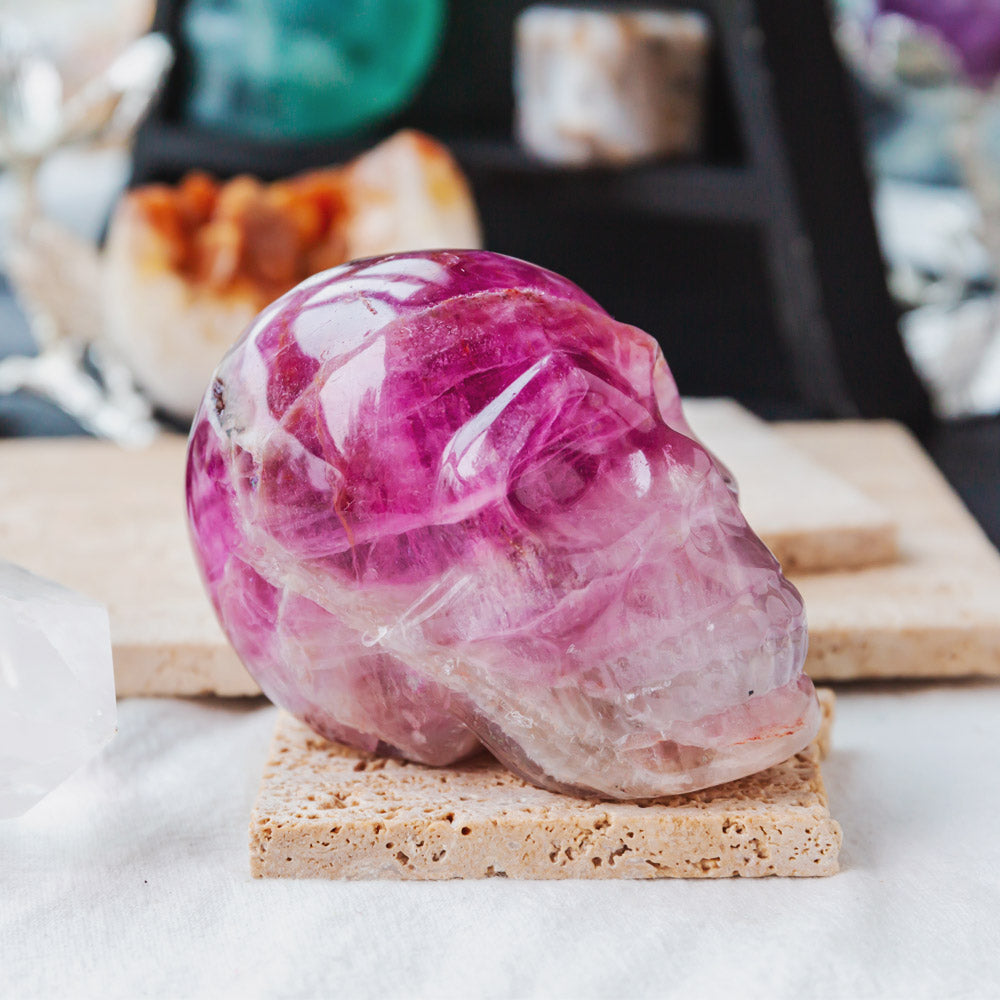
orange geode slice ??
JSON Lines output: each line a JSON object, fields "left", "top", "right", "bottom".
{"left": 103, "top": 130, "right": 482, "bottom": 418}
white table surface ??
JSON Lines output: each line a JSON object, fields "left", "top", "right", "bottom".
{"left": 3, "top": 681, "right": 1000, "bottom": 1000}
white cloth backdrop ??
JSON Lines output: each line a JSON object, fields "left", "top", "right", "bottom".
{"left": 3, "top": 682, "right": 1000, "bottom": 1000}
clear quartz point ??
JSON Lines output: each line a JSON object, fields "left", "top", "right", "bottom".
{"left": 0, "top": 561, "right": 117, "bottom": 819}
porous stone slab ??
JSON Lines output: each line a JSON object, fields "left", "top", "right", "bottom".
{"left": 249, "top": 691, "right": 840, "bottom": 880}
{"left": 0, "top": 435, "right": 254, "bottom": 697}
{"left": 685, "top": 398, "right": 898, "bottom": 572}
{"left": 0, "top": 409, "right": 858, "bottom": 699}
{"left": 782, "top": 421, "right": 1000, "bottom": 681}
{"left": 2, "top": 408, "right": 996, "bottom": 695}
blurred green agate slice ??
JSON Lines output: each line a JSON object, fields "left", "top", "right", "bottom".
{"left": 181, "top": 0, "right": 445, "bottom": 139}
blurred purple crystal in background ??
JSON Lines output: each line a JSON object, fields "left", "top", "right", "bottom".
{"left": 186, "top": 250, "right": 819, "bottom": 799}
{"left": 878, "top": 0, "right": 1000, "bottom": 86}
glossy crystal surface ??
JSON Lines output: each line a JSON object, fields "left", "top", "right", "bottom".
{"left": 186, "top": 250, "right": 818, "bottom": 798}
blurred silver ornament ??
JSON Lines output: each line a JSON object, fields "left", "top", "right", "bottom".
{"left": 0, "top": 8, "right": 171, "bottom": 446}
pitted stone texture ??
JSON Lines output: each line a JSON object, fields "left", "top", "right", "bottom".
{"left": 187, "top": 250, "right": 819, "bottom": 800}
{"left": 0, "top": 561, "right": 116, "bottom": 818}
{"left": 250, "top": 690, "right": 839, "bottom": 880}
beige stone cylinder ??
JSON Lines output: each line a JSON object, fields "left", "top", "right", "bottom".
{"left": 514, "top": 5, "right": 711, "bottom": 166}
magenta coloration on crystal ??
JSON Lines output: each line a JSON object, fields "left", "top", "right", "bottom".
{"left": 185, "top": 250, "right": 819, "bottom": 798}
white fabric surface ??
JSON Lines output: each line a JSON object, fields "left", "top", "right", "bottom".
{"left": 2, "top": 682, "right": 1000, "bottom": 1000}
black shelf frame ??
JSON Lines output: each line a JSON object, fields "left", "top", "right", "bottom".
{"left": 132, "top": 0, "right": 931, "bottom": 428}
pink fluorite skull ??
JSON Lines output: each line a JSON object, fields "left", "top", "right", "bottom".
{"left": 186, "top": 250, "right": 819, "bottom": 798}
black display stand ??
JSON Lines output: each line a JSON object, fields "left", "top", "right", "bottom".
{"left": 132, "top": 0, "right": 929, "bottom": 427}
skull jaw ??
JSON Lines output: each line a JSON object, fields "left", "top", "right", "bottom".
{"left": 462, "top": 676, "right": 821, "bottom": 800}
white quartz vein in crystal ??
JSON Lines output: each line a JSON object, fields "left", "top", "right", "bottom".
{"left": 0, "top": 561, "right": 116, "bottom": 819}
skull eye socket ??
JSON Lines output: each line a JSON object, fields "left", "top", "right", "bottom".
{"left": 509, "top": 447, "right": 601, "bottom": 521}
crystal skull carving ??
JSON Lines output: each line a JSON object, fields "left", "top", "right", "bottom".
{"left": 186, "top": 250, "right": 819, "bottom": 798}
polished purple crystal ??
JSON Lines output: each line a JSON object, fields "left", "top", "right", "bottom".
{"left": 877, "top": 0, "right": 1000, "bottom": 87}
{"left": 186, "top": 250, "right": 818, "bottom": 798}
